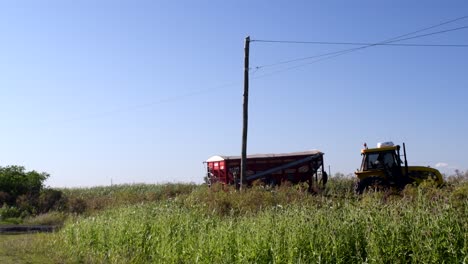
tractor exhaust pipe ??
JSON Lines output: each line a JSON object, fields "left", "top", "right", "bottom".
{"left": 403, "top": 143, "right": 409, "bottom": 176}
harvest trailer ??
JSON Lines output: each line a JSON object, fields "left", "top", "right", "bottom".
{"left": 205, "top": 150, "right": 327, "bottom": 189}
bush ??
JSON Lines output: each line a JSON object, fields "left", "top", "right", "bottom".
{"left": 38, "top": 189, "right": 65, "bottom": 213}
{"left": 0, "top": 205, "right": 21, "bottom": 220}
{"left": 0, "top": 191, "right": 12, "bottom": 204}
{"left": 0, "top": 166, "right": 50, "bottom": 218}
{"left": 23, "top": 212, "right": 67, "bottom": 226}
{"left": 0, "top": 166, "right": 49, "bottom": 203}
{"left": 60, "top": 183, "right": 197, "bottom": 214}
{"left": 15, "top": 194, "right": 36, "bottom": 214}
{"left": 67, "top": 197, "right": 87, "bottom": 214}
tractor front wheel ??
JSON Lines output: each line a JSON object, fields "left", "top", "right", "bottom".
{"left": 355, "top": 177, "right": 389, "bottom": 194}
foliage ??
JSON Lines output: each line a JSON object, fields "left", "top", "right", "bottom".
{"left": 0, "top": 166, "right": 54, "bottom": 220}
{"left": 60, "top": 183, "right": 197, "bottom": 213}
{"left": 37, "top": 189, "right": 65, "bottom": 213}
{"left": 0, "top": 166, "right": 49, "bottom": 206}
{"left": 445, "top": 169, "right": 468, "bottom": 185}
{"left": 0, "top": 205, "right": 21, "bottom": 220}
{"left": 66, "top": 197, "right": 87, "bottom": 214}
{"left": 0, "top": 234, "right": 57, "bottom": 264}
{"left": 23, "top": 212, "right": 67, "bottom": 226}
{"left": 1, "top": 177, "right": 466, "bottom": 263}
{"left": 47, "top": 178, "right": 467, "bottom": 263}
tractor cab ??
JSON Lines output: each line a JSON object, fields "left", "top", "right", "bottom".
{"left": 360, "top": 143, "right": 402, "bottom": 172}
{"left": 356, "top": 141, "right": 407, "bottom": 185}
{"left": 355, "top": 141, "right": 444, "bottom": 194}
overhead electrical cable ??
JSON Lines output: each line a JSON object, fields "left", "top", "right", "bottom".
{"left": 379, "top": 25, "right": 468, "bottom": 44}
{"left": 251, "top": 25, "right": 468, "bottom": 79}
{"left": 39, "top": 15, "right": 468, "bottom": 125}
{"left": 40, "top": 81, "right": 242, "bottom": 126}
{"left": 253, "top": 15, "right": 468, "bottom": 45}
{"left": 250, "top": 41, "right": 468, "bottom": 47}
{"left": 253, "top": 25, "right": 468, "bottom": 71}
{"left": 252, "top": 15, "right": 468, "bottom": 71}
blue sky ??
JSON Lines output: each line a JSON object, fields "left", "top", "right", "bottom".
{"left": 1, "top": 1, "right": 467, "bottom": 187}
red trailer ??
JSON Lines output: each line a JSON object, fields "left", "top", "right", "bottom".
{"left": 205, "top": 150, "right": 327, "bottom": 189}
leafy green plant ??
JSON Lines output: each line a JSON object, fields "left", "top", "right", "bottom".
{"left": 0, "top": 166, "right": 49, "bottom": 204}
{"left": 0, "top": 166, "right": 50, "bottom": 217}
{"left": 0, "top": 205, "right": 21, "bottom": 220}
{"left": 46, "top": 181, "right": 467, "bottom": 263}
{"left": 23, "top": 212, "right": 67, "bottom": 226}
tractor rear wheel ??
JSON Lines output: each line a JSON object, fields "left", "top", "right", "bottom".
{"left": 355, "top": 177, "right": 389, "bottom": 194}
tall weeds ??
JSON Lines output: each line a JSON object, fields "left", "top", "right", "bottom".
{"left": 49, "top": 178, "right": 467, "bottom": 263}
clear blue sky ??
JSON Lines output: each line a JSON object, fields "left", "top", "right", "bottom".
{"left": 1, "top": 1, "right": 467, "bottom": 187}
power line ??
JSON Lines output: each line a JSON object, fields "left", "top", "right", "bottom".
{"left": 35, "top": 16, "right": 468, "bottom": 125}
{"left": 383, "top": 25, "right": 468, "bottom": 44}
{"left": 373, "top": 15, "right": 468, "bottom": 42}
{"left": 252, "top": 25, "right": 467, "bottom": 79}
{"left": 39, "top": 81, "right": 241, "bottom": 126}
{"left": 250, "top": 41, "right": 468, "bottom": 47}
{"left": 253, "top": 16, "right": 468, "bottom": 71}
{"left": 251, "top": 34, "right": 468, "bottom": 70}
{"left": 252, "top": 30, "right": 468, "bottom": 79}
{"left": 253, "top": 15, "right": 468, "bottom": 45}
{"left": 254, "top": 25, "right": 468, "bottom": 70}
{"left": 252, "top": 48, "right": 358, "bottom": 70}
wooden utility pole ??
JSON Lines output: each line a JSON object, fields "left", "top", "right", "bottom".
{"left": 240, "top": 36, "right": 250, "bottom": 190}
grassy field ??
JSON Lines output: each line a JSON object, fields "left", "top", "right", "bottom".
{"left": 0, "top": 234, "right": 52, "bottom": 264}
{"left": 1, "top": 178, "right": 467, "bottom": 263}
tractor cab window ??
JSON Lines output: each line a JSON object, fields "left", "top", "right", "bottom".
{"left": 363, "top": 151, "right": 397, "bottom": 170}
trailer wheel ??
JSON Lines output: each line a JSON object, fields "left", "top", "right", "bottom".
{"left": 321, "top": 171, "right": 328, "bottom": 187}
{"left": 355, "top": 177, "right": 389, "bottom": 194}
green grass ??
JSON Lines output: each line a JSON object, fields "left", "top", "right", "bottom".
{"left": 22, "top": 212, "right": 67, "bottom": 226}
{"left": 48, "top": 179, "right": 467, "bottom": 263}
{"left": 2, "top": 179, "right": 467, "bottom": 263}
{"left": 61, "top": 183, "right": 197, "bottom": 213}
{"left": 0, "top": 234, "right": 55, "bottom": 264}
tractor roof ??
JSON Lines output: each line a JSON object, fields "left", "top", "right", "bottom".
{"left": 361, "top": 146, "right": 399, "bottom": 154}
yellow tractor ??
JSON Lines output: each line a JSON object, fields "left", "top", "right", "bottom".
{"left": 355, "top": 142, "right": 443, "bottom": 194}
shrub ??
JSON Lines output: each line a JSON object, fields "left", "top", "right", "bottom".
{"left": 0, "top": 191, "right": 12, "bottom": 204}
{"left": 15, "top": 194, "right": 36, "bottom": 214}
{"left": 0, "top": 166, "right": 54, "bottom": 218}
{"left": 0, "top": 205, "right": 21, "bottom": 220}
{"left": 67, "top": 197, "right": 87, "bottom": 214}
{"left": 38, "top": 189, "right": 64, "bottom": 213}
{"left": 0, "top": 166, "right": 49, "bottom": 203}
{"left": 23, "top": 211, "right": 67, "bottom": 226}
